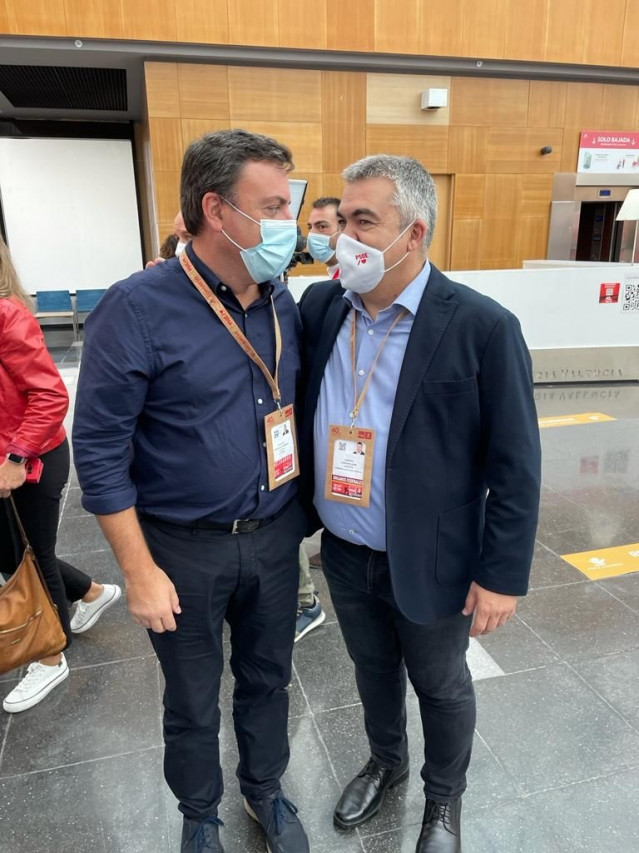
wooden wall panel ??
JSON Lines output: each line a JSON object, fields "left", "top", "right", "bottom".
{"left": 326, "top": 0, "right": 374, "bottom": 51}
{"left": 0, "top": 2, "right": 9, "bottom": 33}
{"left": 366, "top": 74, "right": 451, "bottom": 126}
{"left": 417, "top": 0, "right": 463, "bottom": 56}
{"left": 621, "top": 0, "right": 639, "bottom": 67}
{"left": 461, "top": 0, "right": 507, "bottom": 59}
{"left": 149, "top": 118, "right": 184, "bottom": 172}
{"left": 322, "top": 72, "right": 367, "bottom": 173}
{"left": 176, "top": 0, "right": 228, "bottom": 45}
{"left": 448, "top": 127, "right": 489, "bottom": 173}
{"left": 365, "top": 126, "right": 449, "bottom": 174}
{"left": 121, "top": 0, "right": 176, "bottom": 41}
{"left": 375, "top": 0, "right": 419, "bottom": 55}
{"left": 483, "top": 174, "right": 522, "bottom": 221}
{"left": 478, "top": 217, "right": 518, "bottom": 269}
{"left": 5, "top": 0, "right": 66, "bottom": 35}
{"left": 227, "top": 0, "right": 277, "bottom": 47}
{"left": 584, "top": 0, "right": 626, "bottom": 66}
{"left": 230, "top": 122, "right": 323, "bottom": 172}
{"left": 504, "top": 0, "right": 547, "bottom": 62}
{"left": 601, "top": 84, "right": 639, "bottom": 130}
{"left": 453, "top": 175, "right": 486, "bottom": 219}
{"left": 146, "top": 63, "right": 180, "bottom": 118}
{"left": 516, "top": 216, "right": 549, "bottom": 263}
{"left": 485, "top": 128, "right": 563, "bottom": 174}
{"left": 430, "top": 175, "right": 451, "bottom": 270}
{"left": 65, "top": 0, "right": 122, "bottom": 38}
{"left": 155, "top": 171, "right": 182, "bottom": 222}
{"left": 520, "top": 174, "right": 553, "bottom": 217}
{"left": 278, "top": 0, "right": 326, "bottom": 48}
{"left": 450, "top": 78, "right": 529, "bottom": 127}
{"left": 450, "top": 220, "right": 482, "bottom": 270}
{"left": 528, "top": 81, "right": 567, "bottom": 128}
{"left": 563, "top": 83, "right": 605, "bottom": 128}
{"left": 181, "top": 119, "right": 230, "bottom": 149}
{"left": 228, "top": 67, "right": 321, "bottom": 123}
{"left": 177, "top": 65, "right": 229, "bottom": 120}
{"left": 545, "top": 0, "right": 586, "bottom": 64}
{"left": 323, "top": 173, "right": 345, "bottom": 200}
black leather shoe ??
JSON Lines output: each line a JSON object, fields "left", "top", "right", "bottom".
{"left": 415, "top": 797, "right": 462, "bottom": 852}
{"left": 181, "top": 816, "right": 225, "bottom": 852}
{"left": 333, "top": 755, "right": 409, "bottom": 829}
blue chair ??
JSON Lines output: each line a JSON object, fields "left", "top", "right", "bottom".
{"left": 35, "top": 290, "right": 78, "bottom": 341}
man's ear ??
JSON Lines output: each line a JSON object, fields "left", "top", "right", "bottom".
{"left": 408, "top": 219, "right": 427, "bottom": 251}
{"left": 202, "top": 192, "right": 225, "bottom": 232}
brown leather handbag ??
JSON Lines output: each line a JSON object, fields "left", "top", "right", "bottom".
{"left": 0, "top": 496, "right": 66, "bottom": 675}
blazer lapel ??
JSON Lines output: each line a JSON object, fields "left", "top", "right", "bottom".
{"left": 387, "top": 269, "right": 458, "bottom": 460}
{"left": 305, "top": 293, "right": 350, "bottom": 424}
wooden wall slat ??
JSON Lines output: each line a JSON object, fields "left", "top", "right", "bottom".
{"left": 417, "top": 0, "right": 464, "bottom": 56}
{"left": 176, "top": 0, "right": 229, "bottom": 45}
{"left": 528, "top": 81, "right": 567, "bottom": 128}
{"left": 228, "top": 67, "right": 321, "bottom": 123}
{"left": 365, "top": 125, "right": 449, "bottom": 173}
{"left": 450, "top": 219, "right": 482, "bottom": 270}
{"left": 5, "top": 0, "right": 67, "bottom": 35}
{"left": 120, "top": 0, "right": 176, "bottom": 41}
{"left": 621, "top": 0, "right": 639, "bottom": 67}
{"left": 322, "top": 71, "right": 367, "bottom": 173}
{"left": 326, "top": 0, "right": 374, "bottom": 51}
{"left": 227, "top": 0, "right": 278, "bottom": 47}
{"left": 146, "top": 63, "right": 181, "bottom": 119}
{"left": 448, "top": 127, "right": 489, "bottom": 173}
{"left": 461, "top": 0, "right": 507, "bottom": 59}
{"left": 601, "top": 84, "right": 639, "bottom": 130}
{"left": 66, "top": 0, "right": 122, "bottom": 38}
{"left": 177, "top": 64, "right": 229, "bottom": 120}
{"left": 504, "top": 0, "right": 547, "bottom": 62}
{"left": 374, "top": 0, "right": 419, "bottom": 55}
{"left": 453, "top": 175, "right": 486, "bottom": 219}
{"left": 450, "top": 78, "right": 529, "bottom": 127}
{"left": 181, "top": 119, "right": 230, "bottom": 150}
{"left": 155, "top": 171, "right": 182, "bottom": 222}
{"left": 229, "top": 122, "right": 323, "bottom": 172}
{"left": 366, "top": 73, "right": 451, "bottom": 127}
{"left": 149, "top": 118, "right": 184, "bottom": 172}
{"left": 278, "top": 0, "right": 326, "bottom": 48}
{"left": 584, "top": 0, "right": 626, "bottom": 66}
{"left": 545, "top": 0, "right": 586, "bottom": 64}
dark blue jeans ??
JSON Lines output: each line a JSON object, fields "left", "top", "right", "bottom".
{"left": 321, "top": 529, "right": 476, "bottom": 802}
{"left": 140, "top": 498, "right": 306, "bottom": 820}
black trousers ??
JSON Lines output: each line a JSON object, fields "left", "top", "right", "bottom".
{"left": 140, "top": 498, "right": 306, "bottom": 820}
{"left": 0, "top": 439, "right": 92, "bottom": 646}
{"left": 321, "top": 529, "right": 476, "bottom": 803}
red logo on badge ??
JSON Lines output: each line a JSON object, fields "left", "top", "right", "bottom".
{"left": 355, "top": 252, "right": 368, "bottom": 266}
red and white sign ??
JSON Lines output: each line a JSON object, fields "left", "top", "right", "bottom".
{"left": 579, "top": 131, "right": 639, "bottom": 174}
{"left": 599, "top": 282, "right": 620, "bottom": 303}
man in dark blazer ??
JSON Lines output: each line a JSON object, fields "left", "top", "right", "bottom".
{"left": 298, "top": 155, "right": 541, "bottom": 852}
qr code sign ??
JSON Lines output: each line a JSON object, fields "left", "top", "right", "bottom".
{"left": 622, "top": 279, "right": 639, "bottom": 312}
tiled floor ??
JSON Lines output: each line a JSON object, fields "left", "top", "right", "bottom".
{"left": 1, "top": 337, "right": 638, "bottom": 852}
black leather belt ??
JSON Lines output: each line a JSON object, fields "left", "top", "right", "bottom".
{"left": 139, "top": 502, "right": 289, "bottom": 534}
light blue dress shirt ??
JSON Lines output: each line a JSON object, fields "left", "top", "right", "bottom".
{"left": 313, "top": 261, "right": 431, "bottom": 551}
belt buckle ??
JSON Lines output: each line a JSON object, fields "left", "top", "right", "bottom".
{"left": 231, "top": 518, "right": 260, "bottom": 534}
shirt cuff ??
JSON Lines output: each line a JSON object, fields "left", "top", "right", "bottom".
{"left": 81, "top": 485, "right": 138, "bottom": 516}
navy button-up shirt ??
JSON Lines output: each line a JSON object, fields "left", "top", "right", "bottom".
{"left": 73, "top": 244, "right": 301, "bottom": 524}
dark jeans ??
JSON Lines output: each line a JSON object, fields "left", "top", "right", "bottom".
{"left": 321, "top": 529, "right": 476, "bottom": 802}
{"left": 0, "top": 439, "right": 92, "bottom": 646}
{"left": 140, "top": 498, "right": 306, "bottom": 820}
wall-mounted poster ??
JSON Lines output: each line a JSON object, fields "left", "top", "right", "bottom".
{"left": 578, "top": 131, "right": 639, "bottom": 174}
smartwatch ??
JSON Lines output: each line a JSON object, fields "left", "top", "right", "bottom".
{"left": 6, "top": 453, "right": 27, "bottom": 464}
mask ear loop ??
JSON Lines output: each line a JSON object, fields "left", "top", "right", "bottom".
{"left": 382, "top": 220, "right": 416, "bottom": 273}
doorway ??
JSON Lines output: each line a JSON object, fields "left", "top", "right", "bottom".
{"left": 575, "top": 201, "right": 624, "bottom": 262}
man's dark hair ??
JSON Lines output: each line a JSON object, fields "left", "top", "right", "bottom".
{"left": 312, "top": 196, "right": 341, "bottom": 210}
{"left": 181, "top": 129, "right": 294, "bottom": 236}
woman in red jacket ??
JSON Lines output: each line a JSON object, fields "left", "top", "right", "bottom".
{"left": 0, "top": 237, "right": 121, "bottom": 713}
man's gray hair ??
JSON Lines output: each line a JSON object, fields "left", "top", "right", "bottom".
{"left": 342, "top": 155, "right": 438, "bottom": 249}
{"left": 181, "top": 129, "right": 294, "bottom": 236}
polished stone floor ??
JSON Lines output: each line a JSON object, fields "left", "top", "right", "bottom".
{"left": 1, "top": 336, "right": 638, "bottom": 853}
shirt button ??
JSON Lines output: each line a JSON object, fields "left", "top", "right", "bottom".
{"left": 257, "top": 398, "right": 263, "bottom": 404}
{"left": 348, "top": 529, "right": 356, "bottom": 535}
{"left": 220, "top": 285, "right": 227, "bottom": 291}
{"left": 260, "top": 485, "right": 265, "bottom": 491}
{"left": 358, "top": 369, "right": 365, "bottom": 376}
{"left": 368, "top": 329, "right": 374, "bottom": 336}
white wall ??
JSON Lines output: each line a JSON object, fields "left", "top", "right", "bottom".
{"left": 0, "top": 137, "right": 143, "bottom": 293}
{"left": 288, "top": 264, "right": 639, "bottom": 350}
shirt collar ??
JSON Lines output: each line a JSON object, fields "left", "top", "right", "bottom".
{"left": 344, "top": 260, "right": 431, "bottom": 318}
{"left": 185, "top": 242, "right": 275, "bottom": 301}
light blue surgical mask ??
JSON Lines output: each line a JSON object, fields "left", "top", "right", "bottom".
{"left": 221, "top": 199, "right": 297, "bottom": 283}
{"left": 307, "top": 232, "right": 338, "bottom": 263}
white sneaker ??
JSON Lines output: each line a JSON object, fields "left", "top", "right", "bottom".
{"left": 70, "top": 583, "right": 122, "bottom": 633}
{"left": 3, "top": 655, "right": 69, "bottom": 713}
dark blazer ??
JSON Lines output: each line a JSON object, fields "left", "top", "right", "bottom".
{"left": 298, "top": 265, "right": 541, "bottom": 625}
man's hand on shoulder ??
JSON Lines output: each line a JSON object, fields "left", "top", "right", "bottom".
{"left": 145, "top": 257, "right": 166, "bottom": 269}
{"left": 462, "top": 581, "right": 517, "bottom": 637}
{"left": 126, "top": 563, "right": 181, "bottom": 633}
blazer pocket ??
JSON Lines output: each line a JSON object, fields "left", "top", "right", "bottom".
{"left": 421, "top": 376, "right": 477, "bottom": 395}
{"left": 435, "top": 496, "right": 483, "bottom": 586}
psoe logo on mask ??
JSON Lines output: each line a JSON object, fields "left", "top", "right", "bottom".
{"left": 355, "top": 252, "right": 368, "bottom": 265}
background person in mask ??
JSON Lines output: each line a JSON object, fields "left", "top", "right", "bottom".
{"left": 298, "top": 155, "right": 541, "bottom": 853}
{"left": 73, "top": 129, "right": 309, "bottom": 853}
{"left": 306, "top": 196, "right": 344, "bottom": 278}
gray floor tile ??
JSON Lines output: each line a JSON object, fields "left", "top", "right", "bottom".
{"left": 475, "top": 663, "right": 639, "bottom": 795}
{"left": 293, "top": 622, "right": 360, "bottom": 712}
{"left": 65, "top": 594, "right": 152, "bottom": 667}
{"left": 63, "top": 546, "right": 123, "bottom": 587}
{"left": 56, "top": 514, "right": 109, "bottom": 556}
{"left": 573, "top": 648, "right": 639, "bottom": 731}
{"left": 517, "top": 583, "right": 639, "bottom": 662}
{"left": 598, "top": 572, "right": 639, "bottom": 612}
{"left": 0, "top": 656, "right": 162, "bottom": 776}
{"left": 475, "top": 614, "right": 559, "bottom": 673}
{"left": 0, "top": 747, "right": 170, "bottom": 853}
{"left": 61, "top": 486, "right": 90, "bottom": 518}
{"left": 528, "top": 540, "right": 588, "bottom": 590}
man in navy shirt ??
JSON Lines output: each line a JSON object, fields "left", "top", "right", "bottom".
{"left": 73, "top": 130, "right": 309, "bottom": 853}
